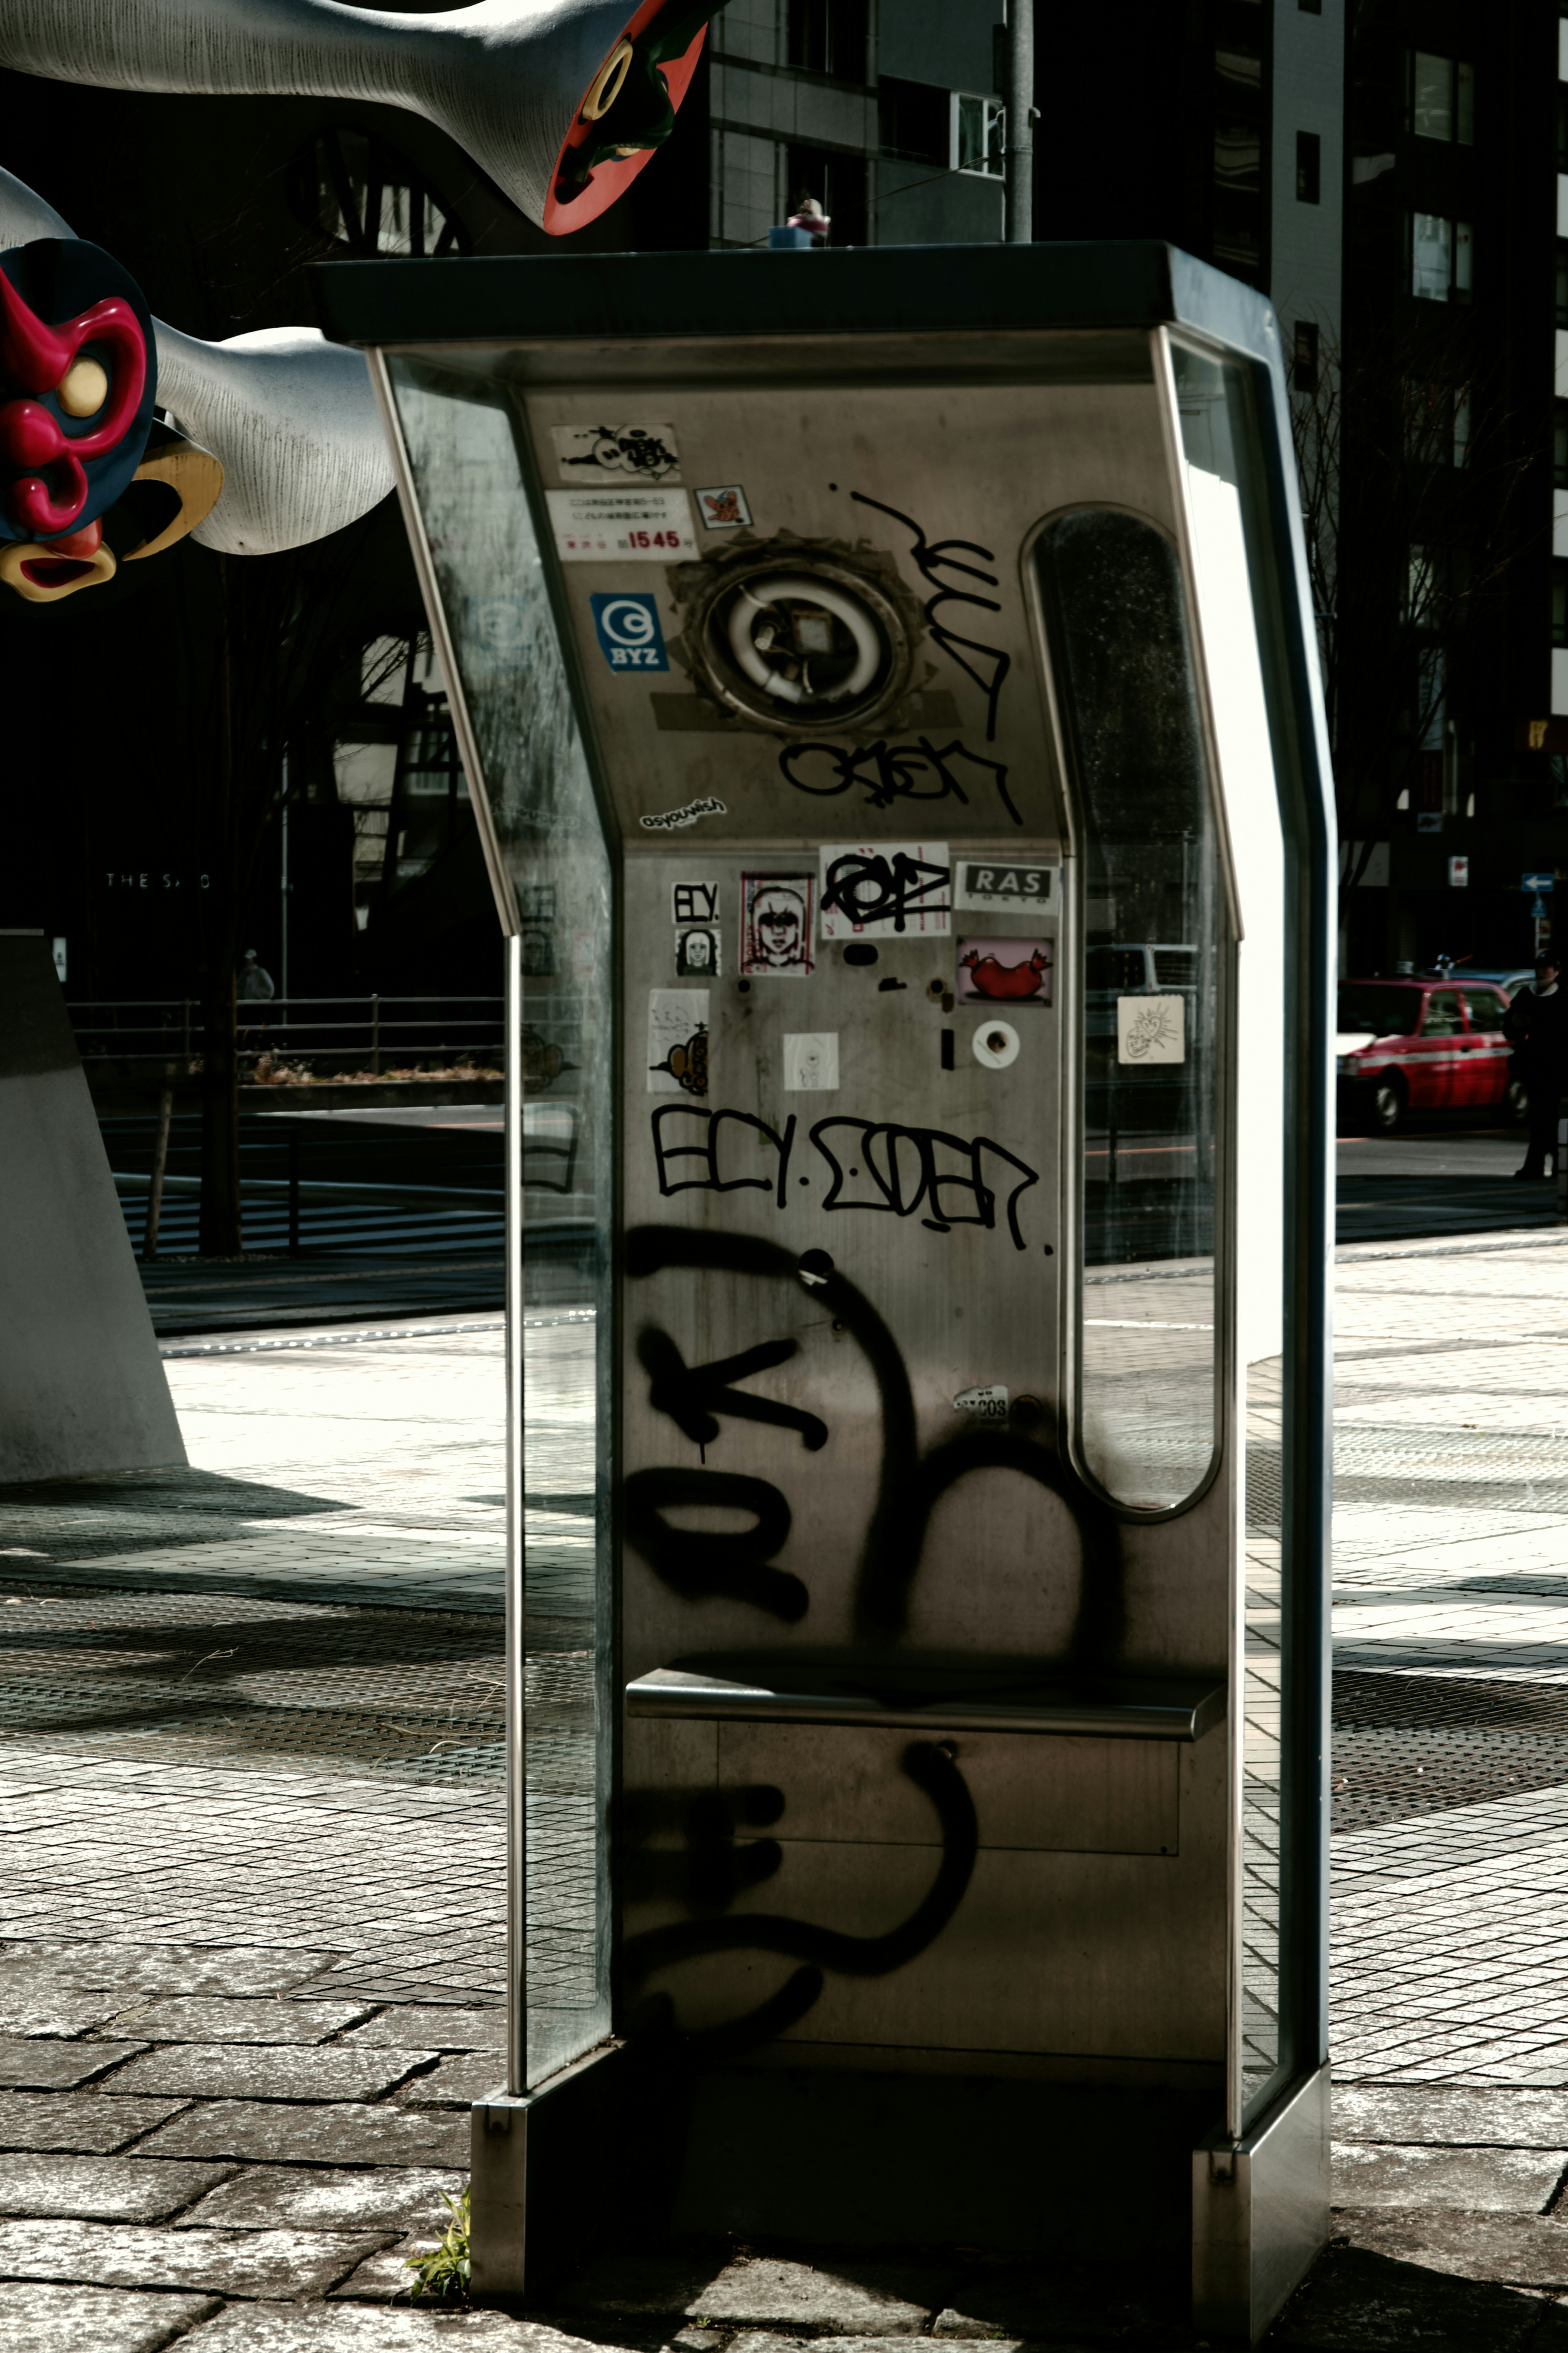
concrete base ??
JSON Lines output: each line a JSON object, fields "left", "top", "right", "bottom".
{"left": 0, "top": 933, "right": 184, "bottom": 1483}
{"left": 470, "top": 2041, "right": 628, "bottom": 2301}
{"left": 1192, "top": 2064, "right": 1331, "bottom": 2342}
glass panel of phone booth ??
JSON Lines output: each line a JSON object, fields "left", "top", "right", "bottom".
{"left": 1167, "top": 339, "right": 1297, "bottom": 2128}
{"left": 1037, "top": 510, "right": 1220, "bottom": 1515}
{"left": 385, "top": 358, "right": 615, "bottom": 2094}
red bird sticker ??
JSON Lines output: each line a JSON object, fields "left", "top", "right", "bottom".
{"left": 956, "top": 937, "right": 1054, "bottom": 1006}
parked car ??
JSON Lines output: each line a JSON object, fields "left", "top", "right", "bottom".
{"left": 1337, "top": 977, "right": 1526, "bottom": 1133}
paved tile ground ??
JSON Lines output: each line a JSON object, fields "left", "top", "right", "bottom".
{"left": 7, "top": 1236, "right": 1568, "bottom": 2344}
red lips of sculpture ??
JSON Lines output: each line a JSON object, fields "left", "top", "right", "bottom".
{"left": 0, "top": 268, "right": 147, "bottom": 537}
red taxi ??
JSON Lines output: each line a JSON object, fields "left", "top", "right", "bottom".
{"left": 1337, "top": 978, "right": 1525, "bottom": 1133}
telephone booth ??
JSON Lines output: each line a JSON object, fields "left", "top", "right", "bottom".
{"left": 317, "top": 242, "right": 1335, "bottom": 2344}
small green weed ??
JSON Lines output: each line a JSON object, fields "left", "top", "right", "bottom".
{"left": 405, "top": 2186, "right": 471, "bottom": 2303}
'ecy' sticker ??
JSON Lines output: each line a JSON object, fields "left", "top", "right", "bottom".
{"left": 590, "top": 591, "right": 668, "bottom": 672}
{"left": 672, "top": 881, "right": 719, "bottom": 925}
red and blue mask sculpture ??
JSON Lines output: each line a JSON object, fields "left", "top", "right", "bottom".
{"left": 0, "top": 239, "right": 220, "bottom": 603}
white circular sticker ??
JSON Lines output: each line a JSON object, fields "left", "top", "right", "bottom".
{"left": 971, "top": 1019, "right": 1020, "bottom": 1070}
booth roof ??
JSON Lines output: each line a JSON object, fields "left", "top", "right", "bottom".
{"left": 308, "top": 239, "right": 1277, "bottom": 364}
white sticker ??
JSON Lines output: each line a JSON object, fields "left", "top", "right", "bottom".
{"left": 648, "top": 989, "right": 709, "bottom": 1095}
{"left": 954, "top": 1384, "right": 1009, "bottom": 1424}
{"left": 784, "top": 1033, "right": 839, "bottom": 1091}
{"left": 672, "top": 881, "right": 719, "bottom": 924}
{"left": 695, "top": 484, "right": 752, "bottom": 529}
{"left": 641, "top": 796, "right": 727, "bottom": 833}
{"left": 1117, "top": 995, "right": 1185, "bottom": 1064}
{"left": 546, "top": 488, "right": 695, "bottom": 562}
{"left": 675, "top": 926, "right": 720, "bottom": 978}
{"left": 954, "top": 859, "right": 1057, "bottom": 913}
{"left": 971, "top": 1019, "right": 1020, "bottom": 1070}
{"left": 818, "top": 843, "right": 951, "bottom": 939}
{"left": 551, "top": 423, "right": 681, "bottom": 484}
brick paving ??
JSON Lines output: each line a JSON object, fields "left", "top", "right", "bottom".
{"left": 5, "top": 1240, "right": 1568, "bottom": 2342}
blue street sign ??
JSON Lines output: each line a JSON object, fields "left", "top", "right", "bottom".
{"left": 1523, "top": 871, "right": 1555, "bottom": 892}
{"left": 590, "top": 591, "right": 668, "bottom": 673}
{"left": 1533, "top": 896, "right": 1549, "bottom": 919}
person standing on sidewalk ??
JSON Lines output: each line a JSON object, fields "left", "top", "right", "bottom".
{"left": 1504, "top": 951, "right": 1568, "bottom": 1177}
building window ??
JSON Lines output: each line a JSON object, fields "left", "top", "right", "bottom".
{"left": 1299, "top": 0, "right": 1322, "bottom": 12}
{"left": 1409, "top": 213, "right": 1473, "bottom": 303}
{"left": 1553, "top": 560, "right": 1568, "bottom": 650}
{"left": 1407, "top": 51, "right": 1474, "bottom": 145}
{"left": 954, "top": 92, "right": 1005, "bottom": 176}
{"left": 1452, "top": 384, "right": 1470, "bottom": 467}
{"left": 1557, "top": 242, "right": 1568, "bottom": 330}
{"left": 1296, "top": 131, "right": 1321, "bottom": 204}
{"left": 1292, "top": 321, "right": 1319, "bottom": 392}
{"left": 786, "top": 0, "right": 868, "bottom": 83}
{"left": 1555, "top": 401, "right": 1568, "bottom": 491}
{"left": 878, "top": 76, "right": 948, "bottom": 164}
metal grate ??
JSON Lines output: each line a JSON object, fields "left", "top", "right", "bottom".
{"left": 1332, "top": 1670, "right": 1568, "bottom": 1831}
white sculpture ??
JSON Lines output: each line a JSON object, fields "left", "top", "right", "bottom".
{"left": 0, "top": 167, "right": 392, "bottom": 555}
{"left": 0, "top": 0, "right": 716, "bottom": 232}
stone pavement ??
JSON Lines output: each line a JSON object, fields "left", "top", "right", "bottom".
{"left": 6, "top": 1236, "right": 1568, "bottom": 2343}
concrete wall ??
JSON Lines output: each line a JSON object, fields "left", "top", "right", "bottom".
{"left": 0, "top": 933, "right": 185, "bottom": 1483}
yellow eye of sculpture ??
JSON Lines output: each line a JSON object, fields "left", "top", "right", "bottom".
{"left": 56, "top": 354, "right": 109, "bottom": 417}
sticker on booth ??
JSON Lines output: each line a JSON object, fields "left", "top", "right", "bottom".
{"left": 641, "top": 797, "right": 727, "bottom": 833}
{"left": 675, "top": 926, "right": 721, "bottom": 979}
{"left": 819, "top": 844, "right": 951, "bottom": 939}
{"left": 696, "top": 484, "right": 752, "bottom": 530}
{"left": 784, "top": 1032, "right": 838, "bottom": 1091}
{"left": 672, "top": 881, "right": 719, "bottom": 925}
{"left": 551, "top": 422, "right": 681, "bottom": 484}
{"left": 954, "top": 859, "right": 1056, "bottom": 914}
{"left": 956, "top": 938, "right": 1053, "bottom": 1006}
{"left": 955, "top": 1383, "right": 1008, "bottom": 1423}
{"left": 1117, "top": 995, "right": 1185, "bottom": 1064}
{"left": 546, "top": 488, "right": 696, "bottom": 562}
{"left": 590, "top": 592, "right": 668, "bottom": 673}
{"left": 740, "top": 872, "right": 815, "bottom": 978}
{"left": 648, "top": 989, "right": 709, "bottom": 1095}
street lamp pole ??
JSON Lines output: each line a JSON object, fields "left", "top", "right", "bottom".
{"left": 1005, "top": 0, "right": 1034, "bottom": 243}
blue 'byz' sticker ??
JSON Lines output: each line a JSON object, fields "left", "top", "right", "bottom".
{"left": 590, "top": 591, "right": 668, "bottom": 673}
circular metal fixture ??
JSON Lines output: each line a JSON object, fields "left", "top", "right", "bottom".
{"left": 695, "top": 558, "right": 911, "bottom": 732}
{"left": 972, "top": 1019, "right": 1020, "bottom": 1070}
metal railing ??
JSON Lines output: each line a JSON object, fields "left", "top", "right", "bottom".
{"left": 68, "top": 994, "right": 505, "bottom": 1076}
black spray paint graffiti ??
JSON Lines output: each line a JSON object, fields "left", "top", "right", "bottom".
{"left": 821, "top": 848, "right": 951, "bottom": 932}
{"left": 637, "top": 1328, "right": 828, "bottom": 1455}
{"left": 851, "top": 489, "right": 1011, "bottom": 742}
{"left": 777, "top": 735, "right": 1021, "bottom": 828}
{"left": 621, "top": 1225, "right": 1126, "bottom": 2048}
{"left": 650, "top": 1105, "right": 1041, "bottom": 1252}
{"left": 811, "top": 1117, "right": 1038, "bottom": 1250}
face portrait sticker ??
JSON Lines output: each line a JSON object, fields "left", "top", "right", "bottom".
{"left": 590, "top": 590, "right": 668, "bottom": 672}
{"left": 696, "top": 484, "right": 752, "bottom": 529}
{"left": 956, "top": 937, "right": 1053, "bottom": 1006}
{"left": 675, "top": 925, "right": 720, "bottom": 978}
{"left": 552, "top": 422, "right": 681, "bottom": 484}
{"left": 740, "top": 872, "right": 815, "bottom": 978}
{"left": 648, "top": 988, "right": 710, "bottom": 1094}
